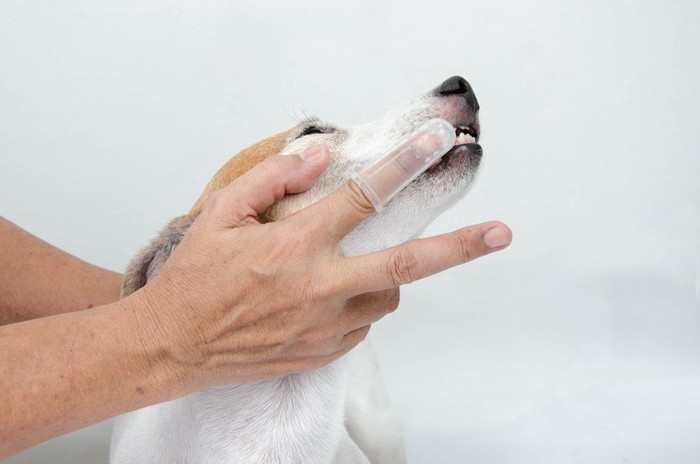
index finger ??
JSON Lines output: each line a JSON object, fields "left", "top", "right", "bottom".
{"left": 338, "top": 222, "right": 512, "bottom": 295}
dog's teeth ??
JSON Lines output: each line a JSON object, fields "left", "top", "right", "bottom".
{"left": 454, "top": 133, "right": 476, "bottom": 145}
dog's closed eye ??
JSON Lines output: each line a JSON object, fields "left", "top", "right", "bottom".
{"left": 295, "top": 118, "right": 338, "bottom": 139}
{"left": 298, "top": 126, "right": 326, "bottom": 137}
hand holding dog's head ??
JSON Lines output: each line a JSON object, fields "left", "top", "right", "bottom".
{"left": 201, "top": 144, "right": 511, "bottom": 292}
{"left": 121, "top": 76, "right": 510, "bottom": 392}
{"left": 128, "top": 148, "right": 510, "bottom": 393}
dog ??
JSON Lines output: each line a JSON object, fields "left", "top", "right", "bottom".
{"left": 110, "top": 75, "right": 481, "bottom": 464}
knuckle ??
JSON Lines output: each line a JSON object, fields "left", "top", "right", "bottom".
{"left": 305, "top": 332, "right": 336, "bottom": 356}
{"left": 455, "top": 232, "right": 474, "bottom": 263}
{"left": 386, "top": 249, "right": 421, "bottom": 286}
{"left": 343, "top": 181, "right": 375, "bottom": 216}
{"left": 230, "top": 205, "right": 259, "bottom": 226}
{"left": 335, "top": 326, "right": 371, "bottom": 354}
{"left": 300, "top": 278, "right": 331, "bottom": 305}
{"left": 356, "top": 325, "right": 371, "bottom": 343}
{"left": 205, "top": 189, "right": 226, "bottom": 212}
{"left": 321, "top": 334, "right": 345, "bottom": 358}
{"left": 384, "top": 288, "right": 400, "bottom": 312}
{"left": 324, "top": 337, "right": 342, "bottom": 357}
{"left": 204, "top": 189, "right": 260, "bottom": 227}
{"left": 330, "top": 335, "right": 346, "bottom": 356}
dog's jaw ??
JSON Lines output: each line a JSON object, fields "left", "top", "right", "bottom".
{"left": 267, "top": 91, "right": 482, "bottom": 256}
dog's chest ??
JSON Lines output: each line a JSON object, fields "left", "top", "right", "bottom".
{"left": 187, "top": 360, "right": 350, "bottom": 463}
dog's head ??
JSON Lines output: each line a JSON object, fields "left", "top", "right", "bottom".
{"left": 123, "top": 76, "right": 482, "bottom": 297}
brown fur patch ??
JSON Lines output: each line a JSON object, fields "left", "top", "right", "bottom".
{"left": 185, "top": 130, "right": 291, "bottom": 220}
{"left": 121, "top": 131, "right": 291, "bottom": 298}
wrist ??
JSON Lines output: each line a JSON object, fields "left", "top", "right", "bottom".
{"left": 113, "top": 290, "right": 195, "bottom": 401}
{"left": 0, "top": 297, "right": 193, "bottom": 457}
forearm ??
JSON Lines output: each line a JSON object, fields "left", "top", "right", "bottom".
{"left": 0, "top": 217, "right": 122, "bottom": 325}
{"left": 0, "top": 294, "right": 185, "bottom": 459}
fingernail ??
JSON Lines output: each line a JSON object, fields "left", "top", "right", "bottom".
{"left": 299, "top": 145, "right": 324, "bottom": 162}
{"left": 484, "top": 226, "right": 510, "bottom": 249}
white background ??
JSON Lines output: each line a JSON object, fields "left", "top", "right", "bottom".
{"left": 2, "top": 1, "right": 698, "bottom": 463}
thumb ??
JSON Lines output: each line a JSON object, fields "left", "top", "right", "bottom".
{"left": 203, "top": 145, "right": 330, "bottom": 227}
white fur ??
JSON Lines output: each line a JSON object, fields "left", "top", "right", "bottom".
{"left": 111, "top": 80, "right": 481, "bottom": 463}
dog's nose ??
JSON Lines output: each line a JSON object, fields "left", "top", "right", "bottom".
{"left": 436, "top": 76, "right": 480, "bottom": 112}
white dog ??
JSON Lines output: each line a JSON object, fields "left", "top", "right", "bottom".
{"left": 111, "top": 76, "right": 482, "bottom": 464}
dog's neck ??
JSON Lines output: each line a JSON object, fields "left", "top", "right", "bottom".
{"left": 185, "top": 360, "right": 352, "bottom": 463}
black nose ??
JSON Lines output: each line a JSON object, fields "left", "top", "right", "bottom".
{"left": 437, "top": 76, "right": 480, "bottom": 112}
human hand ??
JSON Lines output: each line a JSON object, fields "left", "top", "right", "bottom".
{"left": 127, "top": 145, "right": 511, "bottom": 393}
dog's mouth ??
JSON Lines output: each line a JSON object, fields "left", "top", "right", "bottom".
{"left": 427, "top": 123, "right": 481, "bottom": 172}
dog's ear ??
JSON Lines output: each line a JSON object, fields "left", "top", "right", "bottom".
{"left": 121, "top": 217, "right": 193, "bottom": 299}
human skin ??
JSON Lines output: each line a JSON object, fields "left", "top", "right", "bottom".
{"left": 0, "top": 146, "right": 512, "bottom": 458}
{"left": 0, "top": 218, "right": 123, "bottom": 326}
